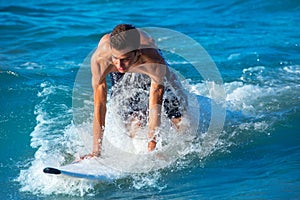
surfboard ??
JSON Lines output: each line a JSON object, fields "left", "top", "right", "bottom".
{"left": 43, "top": 158, "right": 124, "bottom": 181}
{"left": 43, "top": 167, "right": 117, "bottom": 181}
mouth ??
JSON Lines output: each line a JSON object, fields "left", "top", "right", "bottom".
{"left": 118, "top": 67, "right": 126, "bottom": 72}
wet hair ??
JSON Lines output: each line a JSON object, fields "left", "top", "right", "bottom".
{"left": 110, "top": 24, "right": 140, "bottom": 51}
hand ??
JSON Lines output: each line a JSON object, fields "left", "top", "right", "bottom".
{"left": 79, "top": 152, "right": 100, "bottom": 160}
{"left": 148, "top": 140, "right": 156, "bottom": 152}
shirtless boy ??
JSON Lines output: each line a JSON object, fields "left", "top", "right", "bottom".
{"left": 83, "top": 24, "right": 186, "bottom": 158}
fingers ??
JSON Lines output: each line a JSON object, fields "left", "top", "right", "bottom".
{"left": 79, "top": 153, "right": 99, "bottom": 160}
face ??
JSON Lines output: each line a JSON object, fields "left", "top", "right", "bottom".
{"left": 111, "top": 49, "right": 137, "bottom": 73}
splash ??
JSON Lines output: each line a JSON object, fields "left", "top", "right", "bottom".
{"left": 16, "top": 65, "right": 299, "bottom": 196}
{"left": 16, "top": 81, "right": 96, "bottom": 196}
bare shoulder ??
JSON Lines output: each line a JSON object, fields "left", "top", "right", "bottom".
{"left": 139, "top": 48, "right": 165, "bottom": 65}
{"left": 92, "top": 34, "right": 112, "bottom": 62}
{"left": 91, "top": 34, "right": 113, "bottom": 81}
{"left": 138, "top": 29, "right": 157, "bottom": 49}
{"left": 98, "top": 34, "right": 110, "bottom": 47}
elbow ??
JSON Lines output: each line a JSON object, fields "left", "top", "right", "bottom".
{"left": 153, "top": 84, "right": 164, "bottom": 94}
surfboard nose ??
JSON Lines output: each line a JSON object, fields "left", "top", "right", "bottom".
{"left": 43, "top": 167, "right": 61, "bottom": 175}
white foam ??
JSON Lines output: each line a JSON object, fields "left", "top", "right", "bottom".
{"left": 16, "top": 78, "right": 192, "bottom": 195}
{"left": 0, "top": 70, "right": 19, "bottom": 77}
{"left": 20, "top": 62, "right": 43, "bottom": 70}
{"left": 17, "top": 82, "right": 97, "bottom": 196}
{"left": 283, "top": 65, "right": 300, "bottom": 75}
{"left": 227, "top": 53, "right": 241, "bottom": 60}
{"left": 225, "top": 82, "right": 273, "bottom": 114}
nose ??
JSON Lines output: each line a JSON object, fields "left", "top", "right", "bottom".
{"left": 114, "top": 59, "right": 125, "bottom": 68}
{"left": 119, "top": 60, "right": 125, "bottom": 67}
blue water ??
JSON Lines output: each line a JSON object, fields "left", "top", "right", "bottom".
{"left": 1, "top": 0, "right": 300, "bottom": 199}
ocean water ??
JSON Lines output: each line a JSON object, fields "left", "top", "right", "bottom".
{"left": 1, "top": 0, "right": 300, "bottom": 199}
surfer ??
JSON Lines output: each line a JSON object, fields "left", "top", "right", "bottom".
{"left": 82, "top": 24, "right": 187, "bottom": 158}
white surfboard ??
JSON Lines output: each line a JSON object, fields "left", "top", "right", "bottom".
{"left": 43, "top": 167, "right": 116, "bottom": 181}
{"left": 43, "top": 158, "right": 126, "bottom": 181}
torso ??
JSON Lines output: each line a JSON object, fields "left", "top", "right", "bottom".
{"left": 93, "top": 30, "right": 168, "bottom": 85}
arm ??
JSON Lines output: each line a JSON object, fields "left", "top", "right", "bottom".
{"left": 166, "top": 68, "right": 188, "bottom": 110}
{"left": 88, "top": 43, "right": 110, "bottom": 158}
{"left": 92, "top": 80, "right": 107, "bottom": 156}
{"left": 147, "top": 81, "right": 164, "bottom": 151}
